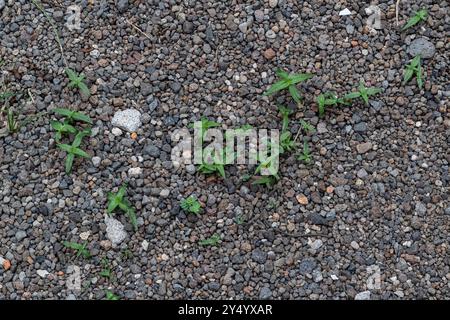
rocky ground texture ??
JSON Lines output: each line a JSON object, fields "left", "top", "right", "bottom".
{"left": 0, "top": 0, "right": 449, "bottom": 300}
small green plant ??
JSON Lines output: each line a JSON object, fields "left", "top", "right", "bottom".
{"left": 63, "top": 241, "right": 91, "bottom": 259}
{"left": 198, "top": 149, "right": 228, "bottom": 178}
{"left": 105, "top": 290, "right": 120, "bottom": 300}
{"left": 317, "top": 92, "right": 340, "bottom": 117}
{"left": 299, "top": 119, "right": 316, "bottom": 134}
{"left": 277, "top": 106, "right": 296, "bottom": 153}
{"left": 57, "top": 130, "right": 91, "bottom": 174}
{"left": 1, "top": 90, "right": 41, "bottom": 135}
{"left": 402, "top": 9, "right": 428, "bottom": 31}
{"left": 235, "top": 215, "right": 245, "bottom": 225}
{"left": 99, "top": 258, "right": 112, "bottom": 279}
{"left": 199, "top": 234, "right": 221, "bottom": 247}
{"left": 107, "top": 184, "right": 138, "bottom": 231}
{"left": 264, "top": 68, "right": 314, "bottom": 104}
{"left": 53, "top": 108, "right": 92, "bottom": 125}
{"left": 343, "top": 82, "right": 382, "bottom": 105}
{"left": 297, "top": 140, "right": 312, "bottom": 164}
{"left": 403, "top": 55, "right": 423, "bottom": 89}
{"left": 50, "top": 120, "right": 77, "bottom": 142}
{"left": 65, "top": 68, "right": 90, "bottom": 97}
{"left": 252, "top": 175, "right": 279, "bottom": 187}
{"left": 121, "top": 248, "right": 133, "bottom": 260}
{"left": 180, "top": 196, "right": 201, "bottom": 215}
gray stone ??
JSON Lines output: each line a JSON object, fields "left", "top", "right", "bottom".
{"left": 259, "top": 287, "right": 272, "bottom": 299}
{"left": 15, "top": 230, "right": 27, "bottom": 241}
{"left": 354, "top": 122, "right": 367, "bottom": 132}
{"left": 407, "top": 38, "right": 435, "bottom": 59}
{"left": 254, "top": 10, "right": 264, "bottom": 23}
{"left": 346, "top": 25, "right": 355, "bottom": 34}
{"left": 143, "top": 144, "right": 160, "bottom": 158}
{"left": 252, "top": 249, "right": 267, "bottom": 264}
{"left": 357, "top": 168, "right": 368, "bottom": 179}
{"left": 299, "top": 257, "right": 317, "bottom": 274}
{"left": 0, "top": 0, "right": 5, "bottom": 11}
{"left": 111, "top": 109, "right": 142, "bottom": 132}
{"left": 117, "top": 0, "right": 129, "bottom": 13}
{"left": 105, "top": 215, "right": 127, "bottom": 246}
{"left": 308, "top": 213, "right": 328, "bottom": 225}
{"left": 415, "top": 202, "right": 427, "bottom": 216}
{"left": 355, "top": 290, "right": 371, "bottom": 300}
{"left": 356, "top": 142, "right": 372, "bottom": 154}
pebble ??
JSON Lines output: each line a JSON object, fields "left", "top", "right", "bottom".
{"left": 407, "top": 38, "right": 436, "bottom": 59}
{"left": 111, "top": 109, "right": 142, "bottom": 132}
{"left": 356, "top": 142, "right": 373, "bottom": 154}
{"left": 37, "top": 270, "right": 49, "bottom": 278}
{"left": 105, "top": 215, "right": 127, "bottom": 246}
{"left": 355, "top": 291, "right": 371, "bottom": 300}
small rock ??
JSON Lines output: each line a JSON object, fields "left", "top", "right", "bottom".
{"left": 15, "top": 230, "right": 27, "bottom": 241}
{"left": 37, "top": 270, "right": 49, "bottom": 278}
{"left": 80, "top": 231, "right": 90, "bottom": 241}
{"left": 117, "top": 0, "right": 129, "bottom": 13}
{"left": 111, "top": 127, "right": 123, "bottom": 136}
{"left": 339, "top": 8, "right": 352, "bottom": 16}
{"left": 355, "top": 291, "right": 371, "bottom": 300}
{"left": 308, "top": 213, "right": 328, "bottom": 225}
{"left": 92, "top": 156, "right": 101, "bottom": 167}
{"left": 105, "top": 215, "right": 127, "bottom": 246}
{"left": 357, "top": 168, "right": 368, "bottom": 179}
{"left": 350, "top": 241, "right": 360, "bottom": 249}
{"left": 299, "top": 257, "right": 317, "bottom": 274}
{"left": 160, "top": 189, "right": 170, "bottom": 197}
{"left": 259, "top": 287, "right": 272, "bottom": 299}
{"left": 317, "top": 122, "right": 328, "bottom": 134}
{"left": 264, "top": 48, "right": 276, "bottom": 60}
{"left": 309, "top": 239, "right": 323, "bottom": 250}
{"left": 128, "top": 167, "right": 142, "bottom": 176}
{"left": 0, "top": 0, "right": 5, "bottom": 11}
{"left": 252, "top": 249, "right": 267, "bottom": 264}
{"left": 356, "top": 142, "right": 372, "bottom": 154}
{"left": 141, "top": 240, "right": 149, "bottom": 251}
{"left": 268, "top": 0, "right": 278, "bottom": 8}
{"left": 111, "top": 109, "right": 142, "bottom": 132}
{"left": 407, "top": 38, "right": 436, "bottom": 59}
{"left": 296, "top": 194, "right": 308, "bottom": 205}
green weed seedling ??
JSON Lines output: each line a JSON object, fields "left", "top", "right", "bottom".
{"left": 53, "top": 108, "right": 92, "bottom": 125}
{"left": 180, "top": 195, "right": 201, "bottom": 215}
{"left": 278, "top": 106, "right": 296, "bottom": 153}
{"left": 264, "top": 68, "right": 314, "bottom": 104}
{"left": 198, "top": 149, "right": 228, "bottom": 178}
{"left": 403, "top": 55, "right": 424, "bottom": 89}
{"left": 317, "top": 92, "right": 340, "bottom": 117}
{"left": 105, "top": 290, "right": 120, "bottom": 300}
{"left": 297, "top": 140, "right": 312, "bottom": 164}
{"left": 63, "top": 241, "right": 91, "bottom": 259}
{"left": 299, "top": 119, "right": 316, "bottom": 134}
{"left": 252, "top": 152, "right": 281, "bottom": 187}
{"left": 57, "top": 129, "right": 91, "bottom": 174}
{"left": 65, "top": 68, "right": 90, "bottom": 97}
{"left": 50, "top": 120, "right": 77, "bottom": 142}
{"left": 99, "top": 258, "right": 112, "bottom": 279}
{"left": 107, "top": 184, "right": 138, "bottom": 231}
{"left": 343, "top": 82, "right": 382, "bottom": 105}
{"left": 199, "top": 234, "right": 221, "bottom": 247}
{"left": 402, "top": 9, "right": 428, "bottom": 31}
{"left": 235, "top": 215, "right": 245, "bottom": 225}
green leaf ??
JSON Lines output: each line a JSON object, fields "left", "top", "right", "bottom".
{"left": 65, "top": 153, "right": 75, "bottom": 174}
{"left": 105, "top": 291, "right": 120, "bottom": 301}
{"left": 107, "top": 196, "right": 119, "bottom": 214}
{"left": 288, "top": 85, "right": 301, "bottom": 103}
{"left": 366, "top": 87, "right": 382, "bottom": 96}
{"left": 78, "top": 82, "right": 90, "bottom": 97}
{"left": 402, "top": 9, "right": 428, "bottom": 31}
{"left": 264, "top": 79, "right": 290, "bottom": 96}
{"left": 65, "top": 68, "right": 78, "bottom": 81}
{"left": 72, "top": 147, "right": 90, "bottom": 158}
{"left": 57, "top": 143, "right": 73, "bottom": 153}
{"left": 72, "top": 111, "right": 92, "bottom": 124}
{"left": 343, "top": 92, "right": 361, "bottom": 100}
{"left": 117, "top": 184, "right": 127, "bottom": 199}
{"left": 54, "top": 108, "right": 74, "bottom": 118}
{"left": 216, "top": 164, "right": 226, "bottom": 178}
{"left": 275, "top": 68, "right": 290, "bottom": 79}
{"left": 403, "top": 68, "right": 414, "bottom": 85}
{"left": 289, "top": 73, "right": 314, "bottom": 84}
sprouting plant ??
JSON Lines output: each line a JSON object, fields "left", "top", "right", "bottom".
{"left": 343, "top": 82, "right": 382, "bottom": 105}
{"left": 57, "top": 129, "right": 91, "bottom": 174}
{"left": 199, "top": 234, "right": 221, "bottom": 247}
{"left": 402, "top": 9, "right": 428, "bottom": 31}
{"left": 180, "top": 196, "right": 201, "bottom": 215}
{"left": 235, "top": 215, "right": 245, "bottom": 225}
{"left": 63, "top": 241, "right": 91, "bottom": 259}
{"left": 297, "top": 140, "right": 312, "bottom": 164}
{"left": 252, "top": 151, "right": 281, "bottom": 187}
{"left": 121, "top": 249, "right": 133, "bottom": 260}
{"left": 1, "top": 90, "right": 42, "bottom": 135}
{"left": 65, "top": 68, "right": 90, "bottom": 97}
{"left": 105, "top": 290, "right": 120, "bottom": 300}
{"left": 277, "top": 106, "right": 296, "bottom": 153}
{"left": 252, "top": 175, "right": 279, "bottom": 187}
{"left": 241, "top": 174, "right": 252, "bottom": 182}
{"left": 403, "top": 55, "right": 423, "bottom": 88}
{"left": 299, "top": 119, "right": 316, "bottom": 134}
{"left": 99, "top": 258, "right": 112, "bottom": 279}
{"left": 317, "top": 92, "right": 340, "bottom": 117}
{"left": 198, "top": 149, "right": 227, "bottom": 178}
{"left": 53, "top": 108, "right": 92, "bottom": 125}
{"left": 264, "top": 68, "right": 314, "bottom": 104}
{"left": 107, "top": 184, "right": 138, "bottom": 231}
{"left": 50, "top": 120, "right": 77, "bottom": 142}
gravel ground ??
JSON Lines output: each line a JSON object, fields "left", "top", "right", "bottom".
{"left": 0, "top": 0, "right": 449, "bottom": 300}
